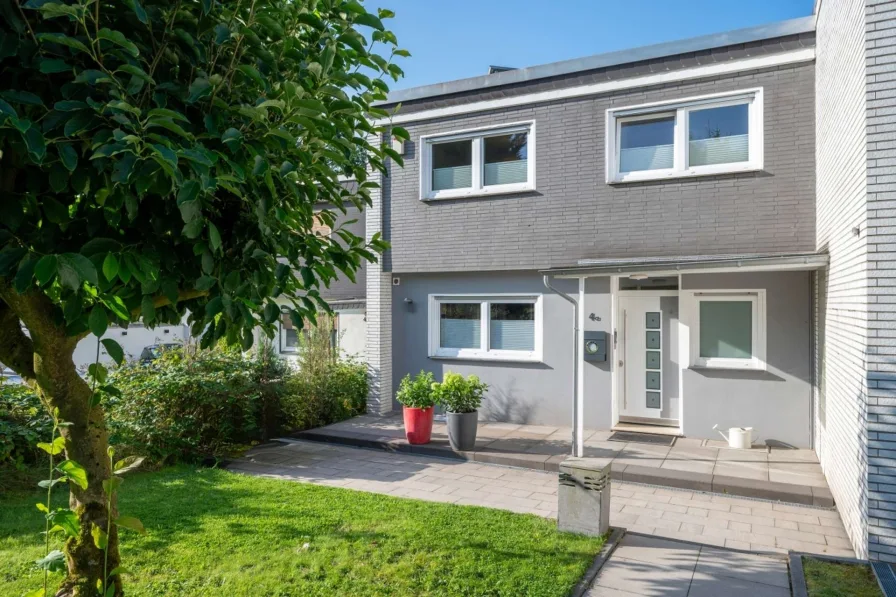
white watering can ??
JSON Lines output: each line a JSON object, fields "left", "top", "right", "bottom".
{"left": 713, "top": 425, "right": 754, "bottom": 450}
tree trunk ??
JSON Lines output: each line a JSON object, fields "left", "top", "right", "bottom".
{"left": 32, "top": 327, "right": 122, "bottom": 596}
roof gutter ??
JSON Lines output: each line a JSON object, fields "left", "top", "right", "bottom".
{"left": 542, "top": 253, "right": 829, "bottom": 278}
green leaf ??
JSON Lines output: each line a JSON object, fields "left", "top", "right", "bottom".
{"left": 104, "top": 295, "right": 130, "bottom": 320}
{"left": 113, "top": 455, "right": 144, "bottom": 474}
{"left": 116, "top": 63, "right": 154, "bottom": 84}
{"left": 263, "top": 301, "right": 280, "bottom": 324}
{"left": 176, "top": 180, "right": 200, "bottom": 205}
{"left": 115, "top": 515, "right": 146, "bottom": 535}
{"left": 57, "top": 460, "right": 88, "bottom": 490}
{"left": 58, "top": 142, "right": 78, "bottom": 172}
{"left": 14, "top": 255, "right": 38, "bottom": 292}
{"left": 48, "top": 508, "right": 80, "bottom": 538}
{"left": 34, "top": 255, "right": 57, "bottom": 286}
{"left": 0, "top": 90, "right": 43, "bottom": 106}
{"left": 252, "top": 155, "right": 268, "bottom": 176}
{"left": 38, "top": 2, "right": 81, "bottom": 19}
{"left": 49, "top": 162, "right": 69, "bottom": 193}
{"left": 101, "top": 338, "right": 124, "bottom": 365}
{"left": 187, "top": 77, "right": 212, "bottom": 103}
{"left": 89, "top": 306, "right": 108, "bottom": 337}
{"left": 146, "top": 108, "right": 188, "bottom": 123}
{"left": 23, "top": 125, "right": 47, "bottom": 162}
{"left": 36, "top": 32, "right": 90, "bottom": 54}
{"left": 194, "top": 275, "right": 216, "bottom": 291}
{"left": 221, "top": 127, "right": 242, "bottom": 150}
{"left": 141, "top": 295, "right": 156, "bottom": 324}
{"left": 354, "top": 12, "right": 384, "bottom": 31}
{"left": 146, "top": 118, "right": 192, "bottom": 139}
{"left": 35, "top": 549, "right": 66, "bottom": 572}
{"left": 201, "top": 249, "right": 214, "bottom": 274}
{"left": 102, "top": 476, "right": 123, "bottom": 495}
{"left": 214, "top": 23, "right": 231, "bottom": 44}
{"left": 37, "top": 436, "right": 65, "bottom": 456}
{"left": 123, "top": 0, "right": 147, "bottom": 23}
{"left": 102, "top": 253, "right": 119, "bottom": 281}
{"left": 183, "top": 218, "right": 204, "bottom": 238}
{"left": 208, "top": 222, "right": 222, "bottom": 252}
{"left": 58, "top": 253, "right": 98, "bottom": 289}
{"left": 43, "top": 197, "right": 68, "bottom": 224}
{"left": 38, "top": 478, "right": 67, "bottom": 489}
{"left": 97, "top": 28, "right": 139, "bottom": 57}
{"left": 88, "top": 362, "right": 108, "bottom": 384}
{"left": 55, "top": 100, "right": 87, "bottom": 111}
{"left": 39, "top": 57, "right": 71, "bottom": 73}
{"left": 91, "top": 525, "right": 108, "bottom": 549}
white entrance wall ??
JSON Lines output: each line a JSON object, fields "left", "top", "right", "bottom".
{"left": 337, "top": 309, "right": 366, "bottom": 359}
{"left": 72, "top": 323, "right": 189, "bottom": 369}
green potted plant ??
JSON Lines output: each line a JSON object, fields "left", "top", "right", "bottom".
{"left": 395, "top": 371, "right": 437, "bottom": 444}
{"left": 432, "top": 372, "right": 488, "bottom": 451}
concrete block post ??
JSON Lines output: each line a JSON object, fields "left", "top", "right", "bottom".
{"left": 558, "top": 458, "right": 611, "bottom": 536}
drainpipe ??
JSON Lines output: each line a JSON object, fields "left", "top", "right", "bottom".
{"left": 543, "top": 275, "right": 583, "bottom": 457}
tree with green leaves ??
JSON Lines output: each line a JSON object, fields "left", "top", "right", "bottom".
{"left": 0, "top": 0, "right": 406, "bottom": 594}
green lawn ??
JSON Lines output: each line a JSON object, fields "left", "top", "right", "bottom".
{"left": 1, "top": 466, "right": 603, "bottom": 597}
{"left": 803, "top": 556, "right": 882, "bottom": 597}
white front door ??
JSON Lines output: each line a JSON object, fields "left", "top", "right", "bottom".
{"left": 618, "top": 294, "right": 665, "bottom": 420}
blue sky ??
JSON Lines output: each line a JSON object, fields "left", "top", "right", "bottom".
{"left": 382, "top": 0, "right": 814, "bottom": 91}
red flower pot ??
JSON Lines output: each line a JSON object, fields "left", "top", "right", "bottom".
{"left": 402, "top": 406, "right": 434, "bottom": 445}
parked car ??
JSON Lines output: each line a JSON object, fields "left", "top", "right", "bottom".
{"left": 139, "top": 343, "right": 182, "bottom": 364}
{"left": 1, "top": 367, "right": 23, "bottom": 385}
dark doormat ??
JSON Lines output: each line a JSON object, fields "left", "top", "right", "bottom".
{"left": 607, "top": 431, "right": 675, "bottom": 446}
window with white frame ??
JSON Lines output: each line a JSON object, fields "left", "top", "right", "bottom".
{"left": 420, "top": 122, "right": 535, "bottom": 200}
{"left": 606, "top": 89, "right": 763, "bottom": 183}
{"left": 428, "top": 295, "right": 543, "bottom": 361}
{"left": 687, "top": 290, "right": 766, "bottom": 370}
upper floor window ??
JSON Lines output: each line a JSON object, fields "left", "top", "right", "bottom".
{"left": 606, "top": 89, "right": 763, "bottom": 183}
{"left": 420, "top": 122, "right": 535, "bottom": 200}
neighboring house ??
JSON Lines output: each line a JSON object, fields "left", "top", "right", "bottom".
{"left": 358, "top": 0, "right": 896, "bottom": 562}
{"left": 272, "top": 195, "right": 368, "bottom": 360}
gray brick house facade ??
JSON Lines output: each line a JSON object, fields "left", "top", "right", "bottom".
{"left": 352, "top": 1, "right": 896, "bottom": 561}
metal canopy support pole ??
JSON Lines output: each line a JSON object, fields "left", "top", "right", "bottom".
{"left": 543, "top": 275, "right": 583, "bottom": 457}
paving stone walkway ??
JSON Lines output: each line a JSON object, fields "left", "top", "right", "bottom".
{"left": 228, "top": 438, "right": 855, "bottom": 558}
{"left": 586, "top": 533, "right": 791, "bottom": 597}
{"left": 297, "top": 414, "right": 833, "bottom": 506}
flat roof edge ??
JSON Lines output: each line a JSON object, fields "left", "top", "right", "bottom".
{"left": 380, "top": 16, "right": 815, "bottom": 106}
{"left": 540, "top": 253, "right": 828, "bottom": 277}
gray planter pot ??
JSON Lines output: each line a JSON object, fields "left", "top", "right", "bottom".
{"left": 446, "top": 411, "right": 478, "bottom": 451}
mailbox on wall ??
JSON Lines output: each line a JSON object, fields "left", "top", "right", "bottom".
{"left": 583, "top": 331, "right": 608, "bottom": 362}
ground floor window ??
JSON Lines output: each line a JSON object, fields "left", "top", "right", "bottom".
{"left": 428, "top": 295, "right": 542, "bottom": 362}
{"left": 686, "top": 290, "right": 766, "bottom": 370}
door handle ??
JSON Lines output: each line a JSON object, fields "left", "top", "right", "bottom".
{"left": 618, "top": 360, "right": 624, "bottom": 367}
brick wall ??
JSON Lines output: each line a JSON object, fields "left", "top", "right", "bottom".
{"left": 814, "top": 0, "right": 870, "bottom": 560}
{"left": 866, "top": 0, "right": 896, "bottom": 562}
{"left": 364, "top": 164, "right": 393, "bottom": 415}
{"left": 383, "top": 63, "right": 816, "bottom": 273}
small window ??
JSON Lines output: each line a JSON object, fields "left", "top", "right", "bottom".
{"left": 429, "top": 295, "right": 542, "bottom": 362}
{"left": 421, "top": 122, "right": 535, "bottom": 200}
{"left": 279, "top": 312, "right": 299, "bottom": 354}
{"left": 607, "top": 89, "right": 763, "bottom": 183}
{"left": 688, "top": 290, "right": 766, "bottom": 370}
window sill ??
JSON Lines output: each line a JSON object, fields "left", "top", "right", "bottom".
{"left": 429, "top": 353, "right": 543, "bottom": 364}
{"left": 421, "top": 184, "right": 535, "bottom": 201}
{"left": 607, "top": 164, "right": 762, "bottom": 185}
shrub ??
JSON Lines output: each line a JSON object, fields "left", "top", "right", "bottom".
{"left": 395, "top": 371, "right": 437, "bottom": 409}
{"left": 432, "top": 372, "right": 488, "bottom": 414}
{"left": 107, "top": 343, "right": 265, "bottom": 463}
{"left": 0, "top": 382, "right": 52, "bottom": 469}
{"left": 280, "top": 315, "right": 368, "bottom": 430}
